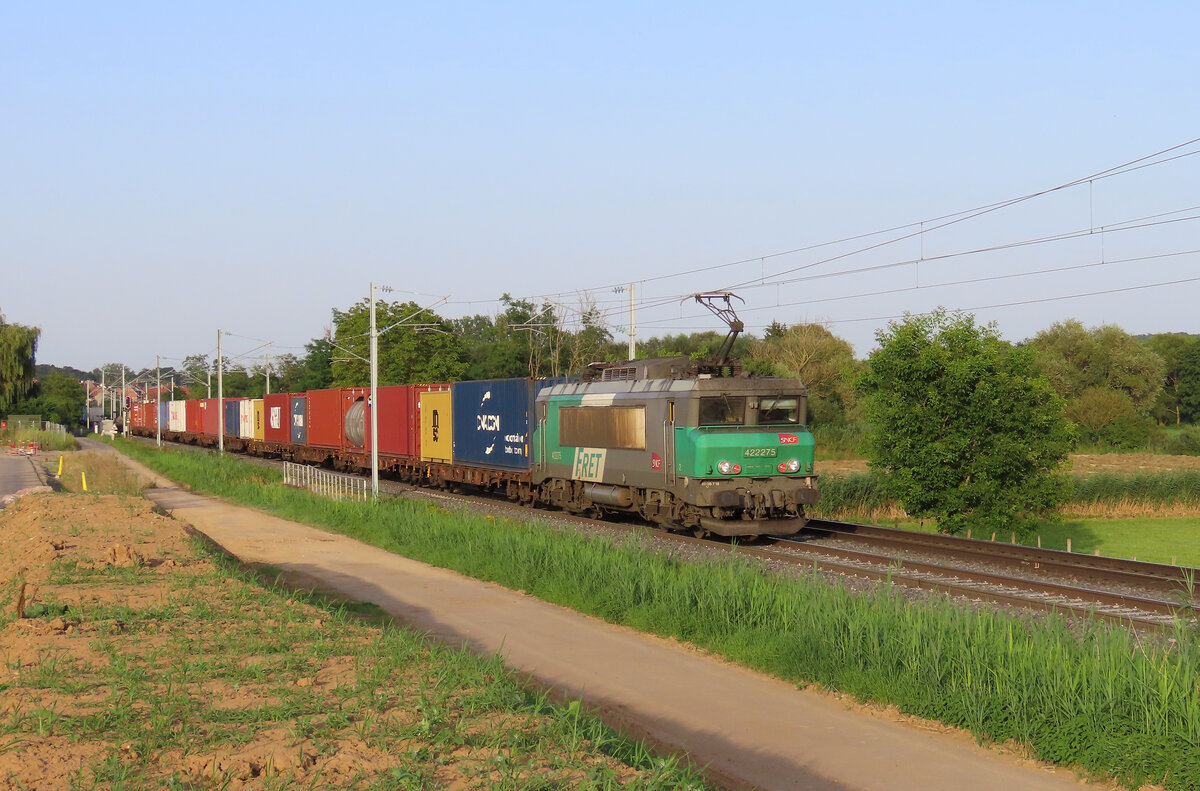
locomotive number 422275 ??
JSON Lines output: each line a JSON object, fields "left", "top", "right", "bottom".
{"left": 743, "top": 448, "right": 778, "bottom": 458}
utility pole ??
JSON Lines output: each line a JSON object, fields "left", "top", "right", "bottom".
{"left": 369, "top": 282, "right": 379, "bottom": 500}
{"left": 156, "top": 355, "right": 162, "bottom": 447}
{"left": 217, "top": 329, "right": 224, "bottom": 454}
{"left": 628, "top": 282, "right": 636, "bottom": 360}
{"left": 121, "top": 365, "right": 126, "bottom": 434}
{"left": 265, "top": 351, "right": 271, "bottom": 396}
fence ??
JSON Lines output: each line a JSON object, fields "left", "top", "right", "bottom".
{"left": 283, "top": 462, "right": 369, "bottom": 501}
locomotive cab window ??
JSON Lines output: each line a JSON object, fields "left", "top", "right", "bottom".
{"left": 559, "top": 406, "right": 646, "bottom": 449}
{"left": 757, "top": 396, "right": 801, "bottom": 424}
{"left": 699, "top": 396, "right": 745, "bottom": 426}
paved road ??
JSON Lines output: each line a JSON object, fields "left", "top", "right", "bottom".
{"left": 0, "top": 454, "right": 44, "bottom": 500}
{"left": 102, "top": 445, "right": 1096, "bottom": 791}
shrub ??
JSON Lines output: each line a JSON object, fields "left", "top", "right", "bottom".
{"left": 1164, "top": 426, "right": 1200, "bottom": 456}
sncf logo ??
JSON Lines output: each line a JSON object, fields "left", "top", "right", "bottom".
{"left": 778, "top": 434, "right": 799, "bottom": 445}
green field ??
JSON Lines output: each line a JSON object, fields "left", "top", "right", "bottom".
{"left": 1024, "top": 517, "right": 1200, "bottom": 568}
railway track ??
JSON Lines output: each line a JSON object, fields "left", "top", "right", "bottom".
{"left": 122, "top": 436, "right": 1199, "bottom": 632}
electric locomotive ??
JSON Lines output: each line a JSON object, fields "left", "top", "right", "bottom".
{"left": 530, "top": 355, "right": 817, "bottom": 537}
{"left": 526, "top": 293, "right": 818, "bottom": 537}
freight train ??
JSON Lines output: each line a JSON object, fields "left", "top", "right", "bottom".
{"left": 130, "top": 293, "right": 818, "bottom": 537}
{"left": 128, "top": 356, "right": 818, "bottom": 537}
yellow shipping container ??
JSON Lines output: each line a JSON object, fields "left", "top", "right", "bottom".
{"left": 253, "top": 399, "right": 265, "bottom": 441}
{"left": 419, "top": 388, "right": 452, "bottom": 462}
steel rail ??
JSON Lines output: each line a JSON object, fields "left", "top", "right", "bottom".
{"left": 800, "top": 519, "right": 1199, "bottom": 594}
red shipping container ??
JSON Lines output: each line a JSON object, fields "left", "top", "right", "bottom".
{"left": 363, "top": 385, "right": 419, "bottom": 460}
{"left": 307, "top": 388, "right": 347, "bottom": 449}
{"left": 130, "top": 403, "right": 146, "bottom": 430}
{"left": 263, "top": 393, "right": 294, "bottom": 444}
{"left": 187, "top": 398, "right": 205, "bottom": 435}
{"left": 199, "top": 399, "right": 221, "bottom": 437}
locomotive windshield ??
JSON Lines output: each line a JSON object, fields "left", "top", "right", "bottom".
{"left": 699, "top": 396, "right": 745, "bottom": 425}
{"left": 758, "top": 396, "right": 801, "bottom": 424}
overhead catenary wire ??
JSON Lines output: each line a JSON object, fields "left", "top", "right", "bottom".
{"left": 506, "top": 136, "right": 1200, "bottom": 306}
{"left": 633, "top": 248, "right": 1200, "bottom": 329}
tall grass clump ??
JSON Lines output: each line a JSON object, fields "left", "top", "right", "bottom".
{"left": 0, "top": 428, "right": 76, "bottom": 451}
{"left": 1068, "top": 471, "right": 1200, "bottom": 508}
{"left": 56, "top": 452, "right": 145, "bottom": 495}
{"left": 112, "top": 439, "right": 1200, "bottom": 790}
{"left": 808, "top": 471, "right": 900, "bottom": 520}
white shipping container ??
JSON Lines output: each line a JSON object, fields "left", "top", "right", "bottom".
{"left": 169, "top": 400, "right": 187, "bottom": 432}
{"left": 239, "top": 399, "right": 254, "bottom": 438}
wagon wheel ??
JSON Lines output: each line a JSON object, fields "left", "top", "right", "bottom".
{"left": 691, "top": 526, "right": 711, "bottom": 540}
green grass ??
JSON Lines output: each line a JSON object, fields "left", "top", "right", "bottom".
{"left": 1023, "top": 517, "right": 1200, "bottom": 567}
{"left": 107, "top": 439, "right": 1200, "bottom": 791}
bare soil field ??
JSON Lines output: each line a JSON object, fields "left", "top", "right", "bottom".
{"left": 0, "top": 490, "right": 705, "bottom": 789}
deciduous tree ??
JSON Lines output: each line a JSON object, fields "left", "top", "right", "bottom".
{"left": 331, "top": 299, "right": 465, "bottom": 386}
{"left": 0, "top": 312, "right": 40, "bottom": 414}
{"left": 857, "top": 310, "right": 1072, "bottom": 536}
{"left": 1028, "top": 320, "right": 1165, "bottom": 413}
{"left": 750, "top": 322, "right": 860, "bottom": 423}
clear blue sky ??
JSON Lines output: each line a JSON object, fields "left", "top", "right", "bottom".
{"left": 3, "top": 2, "right": 1198, "bottom": 372}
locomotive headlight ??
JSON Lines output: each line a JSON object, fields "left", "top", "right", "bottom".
{"left": 777, "top": 458, "right": 802, "bottom": 473}
{"left": 717, "top": 460, "right": 734, "bottom": 475}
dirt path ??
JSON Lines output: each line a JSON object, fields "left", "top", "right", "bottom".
{"left": 98, "top": 443, "right": 1108, "bottom": 791}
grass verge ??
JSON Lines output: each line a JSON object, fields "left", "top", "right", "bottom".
{"left": 49, "top": 451, "right": 147, "bottom": 495}
{"left": 108, "top": 439, "right": 1200, "bottom": 791}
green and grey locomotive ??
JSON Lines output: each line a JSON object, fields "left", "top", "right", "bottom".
{"left": 531, "top": 355, "right": 818, "bottom": 538}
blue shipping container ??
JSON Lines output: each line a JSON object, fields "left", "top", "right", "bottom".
{"left": 223, "top": 400, "right": 242, "bottom": 436}
{"left": 157, "top": 402, "right": 169, "bottom": 429}
{"left": 290, "top": 396, "right": 308, "bottom": 445}
{"left": 451, "top": 378, "right": 570, "bottom": 470}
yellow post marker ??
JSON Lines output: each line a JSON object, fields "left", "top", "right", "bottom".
{"left": 57, "top": 455, "right": 63, "bottom": 476}
{"left": 81, "top": 472, "right": 88, "bottom": 492}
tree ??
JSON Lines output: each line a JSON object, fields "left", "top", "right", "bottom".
{"left": 857, "top": 310, "right": 1073, "bottom": 536}
{"left": 1141, "top": 333, "right": 1197, "bottom": 425}
{"left": 1065, "top": 387, "right": 1137, "bottom": 445}
{"left": 1178, "top": 342, "right": 1200, "bottom": 423}
{"left": 180, "top": 353, "right": 213, "bottom": 398}
{"left": 1028, "top": 320, "right": 1165, "bottom": 413}
{"left": 11, "top": 373, "right": 86, "bottom": 427}
{"left": 750, "top": 322, "right": 860, "bottom": 424}
{"left": 331, "top": 299, "right": 466, "bottom": 386}
{"left": 0, "top": 312, "right": 40, "bottom": 414}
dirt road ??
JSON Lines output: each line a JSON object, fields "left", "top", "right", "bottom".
{"left": 102, "top": 444, "right": 1105, "bottom": 791}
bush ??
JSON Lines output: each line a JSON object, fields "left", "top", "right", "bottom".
{"left": 1097, "top": 414, "right": 1155, "bottom": 450}
{"left": 1164, "top": 426, "right": 1200, "bottom": 456}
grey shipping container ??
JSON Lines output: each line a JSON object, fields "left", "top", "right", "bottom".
{"left": 451, "top": 378, "right": 569, "bottom": 470}
{"left": 290, "top": 396, "right": 308, "bottom": 445}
